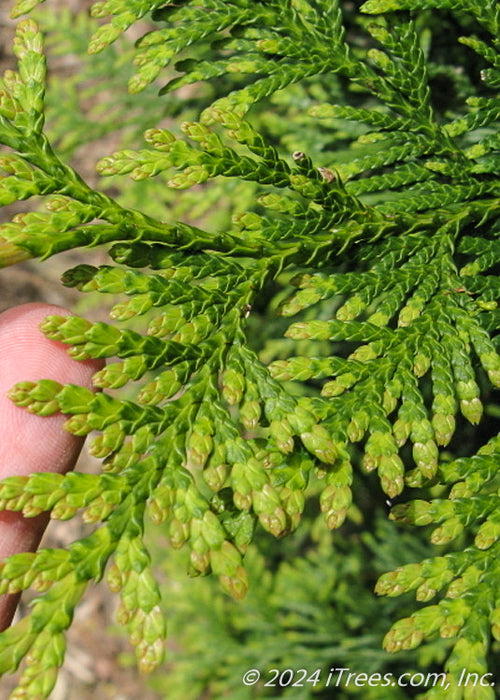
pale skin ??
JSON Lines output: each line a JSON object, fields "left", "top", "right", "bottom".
{"left": 0, "top": 303, "right": 103, "bottom": 629}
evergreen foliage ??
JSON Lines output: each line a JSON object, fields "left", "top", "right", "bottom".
{"left": 150, "top": 510, "right": 442, "bottom": 700}
{"left": 0, "top": 0, "right": 500, "bottom": 697}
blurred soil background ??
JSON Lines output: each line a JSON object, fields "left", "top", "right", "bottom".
{"left": 0, "top": 2, "right": 163, "bottom": 698}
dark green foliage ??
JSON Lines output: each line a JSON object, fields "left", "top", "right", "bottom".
{"left": 1, "top": 0, "right": 500, "bottom": 697}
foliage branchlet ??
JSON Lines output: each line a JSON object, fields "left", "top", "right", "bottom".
{"left": 1, "top": 0, "right": 500, "bottom": 697}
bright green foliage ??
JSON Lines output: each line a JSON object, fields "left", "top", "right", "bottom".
{"left": 151, "top": 512, "right": 437, "bottom": 700}
{"left": 1, "top": 0, "right": 500, "bottom": 697}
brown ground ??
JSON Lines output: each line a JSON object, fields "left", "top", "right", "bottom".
{"left": 1, "top": 3, "right": 163, "bottom": 698}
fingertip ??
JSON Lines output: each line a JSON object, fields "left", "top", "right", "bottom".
{"left": 0, "top": 302, "right": 102, "bottom": 386}
{"left": 0, "top": 303, "right": 104, "bottom": 628}
{"left": 0, "top": 302, "right": 103, "bottom": 476}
